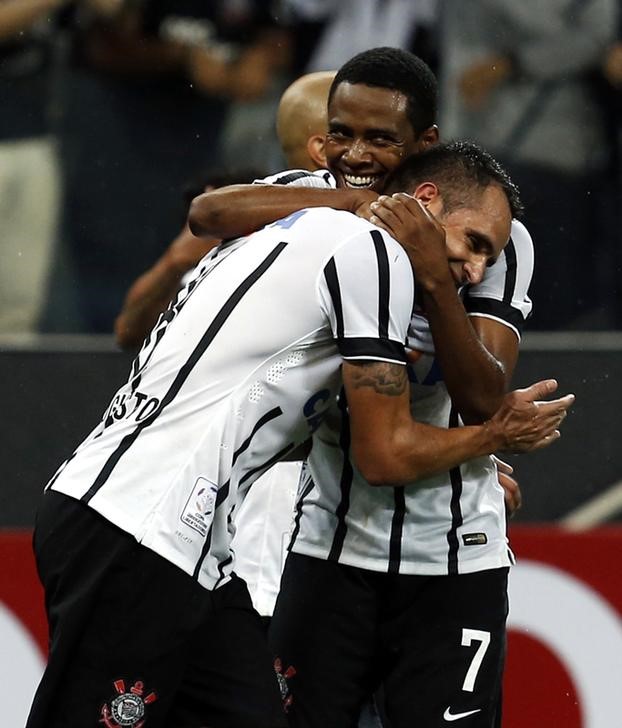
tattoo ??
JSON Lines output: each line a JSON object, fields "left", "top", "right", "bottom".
{"left": 349, "top": 362, "right": 408, "bottom": 396}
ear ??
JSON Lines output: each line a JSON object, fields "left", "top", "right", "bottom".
{"left": 307, "top": 134, "right": 327, "bottom": 169}
{"left": 416, "top": 125, "right": 440, "bottom": 151}
{"left": 412, "top": 181, "right": 440, "bottom": 205}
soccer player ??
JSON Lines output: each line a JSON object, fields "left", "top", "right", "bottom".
{"left": 188, "top": 48, "right": 539, "bottom": 727}
{"left": 231, "top": 70, "right": 336, "bottom": 622}
{"left": 27, "top": 139, "right": 573, "bottom": 728}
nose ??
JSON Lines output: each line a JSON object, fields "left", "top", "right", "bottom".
{"left": 463, "top": 255, "right": 487, "bottom": 285}
{"left": 342, "top": 138, "right": 372, "bottom": 166}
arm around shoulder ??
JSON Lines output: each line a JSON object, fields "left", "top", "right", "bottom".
{"left": 188, "top": 184, "right": 375, "bottom": 239}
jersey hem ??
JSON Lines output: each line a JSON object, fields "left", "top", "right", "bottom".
{"left": 290, "top": 541, "right": 514, "bottom": 575}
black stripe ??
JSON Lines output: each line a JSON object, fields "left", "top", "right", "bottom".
{"left": 231, "top": 407, "right": 283, "bottom": 467}
{"left": 192, "top": 443, "right": 294, "bottom": 580}
{"left": 324, "top": 258, "right": 344, "bottom": 338}
{"left": 463, "top": 298, "right": 526, "bottom": 334}
{"left": 46, "top": 454, "right": 76, "bottom": 491}
{"left": 271, "top": 171, "right": 315, "bottom": 186}
{"left": 446, "top": 406, "right": 464, "bottom": 575}
{"left": 502, "top": 238, "right": 518, "bottom": 304}
{"left": 215, "top": 506, "right": 235, "bottom": 588}
{"left": 288, "top": 465, "right": 315, "bottom": 550}
{"left": 193, "top": 523, "right": 214, "bottom": 579}
{"left": 327, "top": 391, "right": 353, "bottom": 562}
{"left": 238, "top": 443, "right": 296, "bottom": 489}
{"left": 388, "top": 487, "right": 406, "bottom": 574}
{"left": 81, "top": 243, "right": 289, "bottom": 503}
{"left": 214, "top": 553, "right": 233, "bottom": 588}
{"left": 337, "top": 337, "right": 407, "bottom": 363}
{"left": 371, "top": 230, "right": 390, "bottom": 338}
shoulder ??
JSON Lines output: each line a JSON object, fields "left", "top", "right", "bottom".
{"left": 509, "top": 219, "right": 535, "bottom": 258}
{"left": 254, "top": 168, "right": 336, "bottom": 189}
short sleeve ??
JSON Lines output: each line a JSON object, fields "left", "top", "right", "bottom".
{"left": 253, "top": 169, "right": 336, "bottom": 189}
{"left": 463, "top": 219, "right": 534, "bottom": 339}
{"left": 318, "top": 228, "right": 415, "bottom": 364}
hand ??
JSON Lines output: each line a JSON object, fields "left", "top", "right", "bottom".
{"left": 491, "top": 455, "right": 522, "bottom": 516}
{"left": 368, "top": 193, "right": 451, "bottom": 290}
{"left": 166, "top": 224, "right": 218, "bottom": 273}
{"left": 488, "top": 379, "right": 575, "bottom": 453}
{"left": 459, "top": 55, "right": 513, "bottom": 110}
{"left": 349, "top": 189, "right": 379, "bottom": 219}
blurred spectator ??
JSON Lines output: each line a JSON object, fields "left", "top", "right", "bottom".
{"left": 282, "top": 0, "right": 439, "bottom": 75}
{"left": 0, "top": 0, "right": 68, "bottom": 333}
{"left": 44, "top": 0, "right": 291, "bottom": 333}
{"left": 113, "top": 69, "right": 336, "bottom": 352}
{"left": 439, "top": 0, "right": 619, "bottom": 329}
{"left": 114, "top": 168, "right": 265, "bottom": 351}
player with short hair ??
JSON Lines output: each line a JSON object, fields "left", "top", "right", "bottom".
{"left": 188, "top": 47, "right": 540, "bottom": 727}
{"left": 27, "top": 138, "right": 573, "bottom": 728}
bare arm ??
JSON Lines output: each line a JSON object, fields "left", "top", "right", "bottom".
{"left": 343, "top": 360, "right": 573, "bottom": 487}
{"left": 188, "top": 184, "right": 376, "bottom": 240}
{"left": 114, "top": 224, "right": 219, "bottom": 351}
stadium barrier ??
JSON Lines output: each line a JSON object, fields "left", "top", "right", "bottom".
{"left": 2, "top": 527, "right": 621, "bottom": 727}
{"left": 1, "top": 334, "right": 621, "bottom": 725}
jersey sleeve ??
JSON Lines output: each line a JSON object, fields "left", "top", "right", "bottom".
{"left": 253, "top": 168, "right": 336, "bottom": 189}
{"left": 318, "top": 228, "right": 415, "bottom": 364}
{"left": 463, "top": 219, "right": 534, "bottom": 339}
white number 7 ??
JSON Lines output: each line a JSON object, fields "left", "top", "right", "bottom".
{"left": 461, "top": 628, "right": 491, "bottom": 692}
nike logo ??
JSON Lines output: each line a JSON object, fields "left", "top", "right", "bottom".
{"left": 443, "top": 706, "right": 482, "bottom": 721}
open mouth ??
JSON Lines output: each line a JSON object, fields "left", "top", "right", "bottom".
{"left": 342, "top": 173, "right": 381, "bottom": 189}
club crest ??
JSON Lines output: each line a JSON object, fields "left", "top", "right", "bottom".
{"left": 274, "top": 657, "right": 296, "bottom": 711}
{"left": 100, "top": 679, "right": 157, "bottom": 727}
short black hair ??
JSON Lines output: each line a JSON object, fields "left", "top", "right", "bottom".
{"left": 384, "top": 140, "right": 524, "bottom": 220}
{"left": 328, "top": 47, "right": 438, "bottom": 136}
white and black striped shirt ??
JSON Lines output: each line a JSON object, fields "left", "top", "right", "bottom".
{"left": 47, "top": 208, "right": 415, "bottom": 590}
{"left": 292, "top": 219, "right": 535, "bottom": 575}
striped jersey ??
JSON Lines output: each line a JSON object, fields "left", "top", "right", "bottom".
{"left": 292, "top": 217, "right": 535, "bottom": 575}
{"left": 46, "top": 208, "right": 415, "bottom": 590}
{"left": 229, "top": 169, "right": 534, "bottom": 595}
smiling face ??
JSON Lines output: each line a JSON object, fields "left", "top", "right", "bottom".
{"left": 425, "top": 184, "right": 512, "bottom": 287}
{"left": 325, "top": 82, "right": 437, "bottom": 192}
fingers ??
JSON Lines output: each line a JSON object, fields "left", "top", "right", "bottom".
{"left": 369, "top": 195, "right": 410, "bottom": 229}
{"left": 532, "top": 394, "right": 575, "bottom": 423}
{"left": 516, "top": 379, "right": 559, "bottom": 401}
{"left": 491, "top": 454, "right": 513, "bottom": 475}
{"left": 498, "top": 471, "right": 521, "bottom": 516}
{"left": 528, "top": 430, "right": 562, "bottom": 451}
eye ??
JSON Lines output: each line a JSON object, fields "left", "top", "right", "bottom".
{"left": 327, "top": 128, "right": 349, "bottom": 141}
{"left": 371, "top": 135, "right": 396, "bottom": 147}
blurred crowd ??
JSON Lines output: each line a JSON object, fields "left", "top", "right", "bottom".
{"left": 2, "top": 0, "right": 622, "bottom": 336}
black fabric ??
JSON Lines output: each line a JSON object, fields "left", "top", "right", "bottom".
{"left": 27, "top": 491, "right": 286, "bottom": 728}
{"left": 269, "top": 552, "right": 508, "bottom": 728}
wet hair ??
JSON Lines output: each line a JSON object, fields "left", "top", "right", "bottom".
{"left": 328, "top": 47, "right": 438, "bottom": 136}
{"left": 384, "top": 140, "right": 524, "bottom": 220}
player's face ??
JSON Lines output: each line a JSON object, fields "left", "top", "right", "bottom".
{"left": 325, "top": 82, "right": 435, "bottom": 192}
{"left": 427, "top": 185, "right": 512, "bottom": 287}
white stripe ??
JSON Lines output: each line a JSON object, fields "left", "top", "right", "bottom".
{"left": 559, "top": 480, "right": 622, "bottom": 531}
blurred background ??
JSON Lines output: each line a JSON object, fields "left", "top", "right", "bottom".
{"left": 1, "top": 1, "right": 621, "bottom": 726}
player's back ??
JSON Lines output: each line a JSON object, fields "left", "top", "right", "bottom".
{"left": 48, "top": 207, "right": 403, "bottom": 587}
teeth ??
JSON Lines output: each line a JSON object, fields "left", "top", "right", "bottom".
{"left": 343, "top": 174, "right": 377, "bottom": 188}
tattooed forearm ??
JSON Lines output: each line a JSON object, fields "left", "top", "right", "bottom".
{"left": 349, "top": 362, "right": 408, "bottom": 396}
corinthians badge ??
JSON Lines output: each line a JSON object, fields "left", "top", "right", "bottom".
{"left": 100, "top": 679, "right": 157, "bottom": 727}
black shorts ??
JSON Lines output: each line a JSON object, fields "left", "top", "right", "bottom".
{"left": 27, "top": 490, "right": 287, "bottom": 728}
{"left": 269, "top": 552, "right": 508, "bottom": 728}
